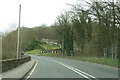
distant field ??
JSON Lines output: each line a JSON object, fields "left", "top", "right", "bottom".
{"left": 25, "top": 49, "right": 61, "bottom": 56}
{"left": 25, "top": 44, "right": 60, "bottom": 55}
{"left": 25, "top": 49, "right": 42, "bottom": 55}
{"left": 42, "top": 45, "right": 60, "bottom": 50}
{"left": 40, "top": 53, "right": 61, "bottom": 56}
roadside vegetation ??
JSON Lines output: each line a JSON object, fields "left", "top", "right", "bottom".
{"left": 25, "top": 49, "right": 42, "bottom": 55}
{"left": 25, "top": 49, "right": 60, "bottom": 56}
{"left": 25, "top": 42, "right": 60, "bottom": 55}
{"left": 25, "top": 41, "right": 118, "bottom": 67}
{"left": 26, "top": 48, "right": 118, "bottom": 67}
{"left": 42, "top": 45, "right": 60, "bottom": 50}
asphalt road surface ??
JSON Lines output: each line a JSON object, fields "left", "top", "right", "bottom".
{"left": 26, "top": 55, "right": 118, "bottom": 80}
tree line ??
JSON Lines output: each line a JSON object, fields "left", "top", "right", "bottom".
{"left": 55, "top": 0, "right": 120, "bottom": 57}
{"left": 2, "top": 1, "right": 120, "bottom": 59}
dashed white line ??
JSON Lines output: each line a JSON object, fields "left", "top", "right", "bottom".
{"left": 52, "top": 60, "right": 99, "bottom": 80}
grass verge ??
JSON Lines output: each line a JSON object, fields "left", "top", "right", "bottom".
{"left": 42, "top": 45, "right": 60, "bottom": 50}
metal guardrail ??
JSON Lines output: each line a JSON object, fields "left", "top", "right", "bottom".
{"left": 2, "top": 56, "right": 31, "bottom": 72}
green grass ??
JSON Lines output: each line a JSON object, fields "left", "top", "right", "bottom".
{"left": 40, "top": 53, "right": 61, "bottom": 56}
{"left": 25, "top": 44, "right": 60, "bottom": 55}
{"left": 42, "top": 45, "right": 60, "bottom": 50}
{"left": 25, "top": 49, "right": 42, "bottom": 55}
{"left": 25, "top": 49, "right": 60, "bottom": 56}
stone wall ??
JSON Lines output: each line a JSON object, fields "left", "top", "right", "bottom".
{"left": 2, "top": 56, "right": 31, "bottom": 72}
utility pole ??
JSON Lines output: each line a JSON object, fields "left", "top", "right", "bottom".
{"left": 17, "top": 5, "right": 21, "bottom": 59}
{"left": 62, "top": 31, "right": 64, "bottom": 56}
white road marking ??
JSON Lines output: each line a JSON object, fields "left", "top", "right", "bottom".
{"left": 52, "top": 60, "right": 99, "bottom": 80}
{"left": 26, "top": 60, "right": 38, "bottom": 79}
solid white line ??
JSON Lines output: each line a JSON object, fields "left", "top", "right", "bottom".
{"left": 66, "top": 65, "right": 99, "bottom": 80}
{"left": 57, "top": 61, "right": 90, "bottom": 79}
{"left": 65, "top": 64, "right": 96, "bottom": 78}
{"left": 26, "top": 60, "right": 38, "bottom": 79}
{"left": 52, "top": 60, "right": 98, "bottom": 80}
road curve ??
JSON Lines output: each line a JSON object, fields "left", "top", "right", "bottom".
{"left": 26, "top": 55, "right": 118, "bottom": 80}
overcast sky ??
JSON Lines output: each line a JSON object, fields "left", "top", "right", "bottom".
{"left": 0, "top": 0, "right": 77, "bottom": 32}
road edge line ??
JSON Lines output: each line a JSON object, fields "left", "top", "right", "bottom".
{"left": 27, "top": 60, "right": 38, "bottom": 79}
{"left": 20, "top": 59, "right": 38, "bottom": 80}
{"left": 52, "top": 60, "right": 98, "bottom": 80}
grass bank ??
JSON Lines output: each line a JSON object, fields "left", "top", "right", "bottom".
{"left": 42, "top": 45, "right": 60, "bottom": 50}
{"left": 25, "top": 49, "right": 42, "bottom": 55}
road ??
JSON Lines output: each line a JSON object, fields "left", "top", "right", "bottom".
{"left": 26, "top": 55, "right": 118, "bottom": 80}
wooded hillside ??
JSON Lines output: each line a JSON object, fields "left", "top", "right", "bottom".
{"left": 2, "top": 1, "right": 120, "bottom": 59}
